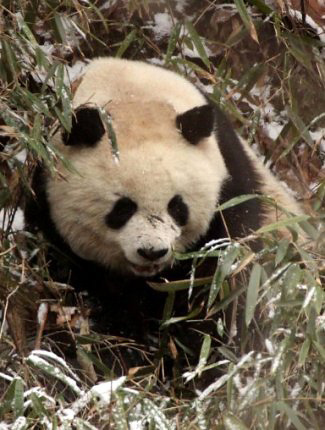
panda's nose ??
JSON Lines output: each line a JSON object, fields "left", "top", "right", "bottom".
{"left": 137, "top": 247, "right": 168, "bottom": 261}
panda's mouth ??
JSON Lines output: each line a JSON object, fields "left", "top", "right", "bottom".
{"left": 128, "top": 262, "right": 166, "bottom": 278}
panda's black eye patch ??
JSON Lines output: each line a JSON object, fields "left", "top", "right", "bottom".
{"left": 168, "top": 195, "right": 189, "bottom": 226}
{"left": 105, "top": 197, "right": 137, "bottom": 229}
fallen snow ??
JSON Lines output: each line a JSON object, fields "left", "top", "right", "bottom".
{"left": 31, "top": 349, "right": 81, "bottom": 381}
{"left": 288, "top": 8, "right": 325, "bottom": 46}
{"left": 0, "top": 207, "right": 25, "bottom": 232}
{"left": 59, "top": 377, "right": 127, "bottom": 422}
{"left": 65, "top": 60, "right": 87, "bottom": 85}
{"left": 11, "top": 416, "right": 27, "bottom": 430}
{"left": 152, "top": 13, "right": 174, "bottom": 39}
{"left": 37, "top": 303, "right": 49, "bottom": 325}
{"left": 14, "top": 149, "right": 27, "bottom": 163}
{"left": 27, "top": 353, "right": 83, "bottom": 396}
{"left": 175, "top": 0, "right": 189, "bottom": 14}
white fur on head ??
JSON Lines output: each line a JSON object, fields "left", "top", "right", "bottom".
{"left": 47, "top": 58, "right": 228, "bottom": 276}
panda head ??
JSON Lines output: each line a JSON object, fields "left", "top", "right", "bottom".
{"left": 47, "top": 102, "right": 227, "bottom": 277}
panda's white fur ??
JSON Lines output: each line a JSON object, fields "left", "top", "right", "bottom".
{"left": 46, "top": 58, "right": 301, "bottom": 277}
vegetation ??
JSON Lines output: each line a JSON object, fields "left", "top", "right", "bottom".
{"left": 0, "top": 1, "right": 324, "bottom": 428}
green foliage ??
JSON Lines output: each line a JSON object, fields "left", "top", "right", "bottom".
{"left": 0, "top": 0, "right": 324, "bottom": 429}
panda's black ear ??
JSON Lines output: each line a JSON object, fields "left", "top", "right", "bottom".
{"left": 176, "top": 104, "right": 215, "bottom": 145}
{"left": 62, "top": 106, "right": 105, "bottom": 147}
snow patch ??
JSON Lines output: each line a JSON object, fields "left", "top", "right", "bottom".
{"left": 0, "top": 207, "right": 25, "bottom": 232}
{"left": 14, "top": 149, "right": 27, "bottom": 164}
{"left": 65, "top": 60, "right": 87, "bottom": 84}
{"left": 152, "top": 13, "right": 173, "bottom": 39}
{"left": 175, "top": 0, "right": 189, "bottom": 14}
{"left": 288, "top": 8, "right": 325, "bottom": 46}
{"left": 37, "top": 303, "right": 49, "bottom": 325}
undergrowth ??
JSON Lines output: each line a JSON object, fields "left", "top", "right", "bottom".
{"left": 0, "top": 1, "right": 324, "bottom": 429}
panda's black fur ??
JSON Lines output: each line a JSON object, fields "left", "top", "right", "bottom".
{"left": 25, "top": 58, "right": 300, "bottom": 376}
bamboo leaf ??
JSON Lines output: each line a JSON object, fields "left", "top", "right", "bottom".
{"left": 256, "top": 215, "right": 310, "bottom": 234}
{"left": 13, "top": 378, "right": 24, "bottom": 419}
{"left": 224, "top": 412, "right": 249, "bottom": 430}
{"left": 112, "top": 393, "right": 128, "bottom": 430}
{"left": 312, "top": 341, "right": 325, "bottom": 362}
{"left": 198, "top": 334, "right": 211, "bottom": 368}
{"left": 245, "top": 263, "right": 262, "bottom": 327}
{"left": 162, "top": 292, "right": 175, "bottom": 322}
{"left": 30, "top": 393, "right": 49, "bottom": 418}
{"left": 0, "top": 378, "right": 21, "bottom": 418}
{"left": 275, "top": 239, "right": 290, "bottom": 266}
{"left": 161, "top": 307, "right": 201, "bottom": 327}
{"left": 1, "top": 40, "right": 19, "bottom": 82}
{"left": 115, "top": 29, "right": 138, "bottom": 58}
{"left": 208, "top": 245, "right": 239, "bottom": 308}
{"left": 53, "top": 13, "right": 67, "bottom": 43}
{"left": 234, "top": 0, "right": 259, "bottom": 44}
{"left": 248, "top": 0, "right": 273, "bottom": 15}
{"left": 207, "top": 283, "right": 247, "bottom": 318}
{"left": 165, "top": 22, "right": 182, "bottom": 65}
{"left": 148, "top": 276, "right": 212, "bottom": 292}
{"left": 298, "top": 338, "right": 311, "bottom": 366}
{"left": 143, "top": 398, "right": 172, "bottom": 430}
{"left": 99, "top": 108, "right": 119, "bottom": 162}
{"left": 216, "top": 194, "right": 260, "bottom": 213}
{"left": 185, "top": 22, "right": 210, "bottom": 69}
{"left": 287, "top": 106, "right": 314, "bottom": 147}
{"left": 276, "top": 401, "right": 307, "bottom": 430}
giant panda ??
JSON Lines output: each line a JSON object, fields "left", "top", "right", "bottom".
{"left": 25, "top": 57, "right": 301, "bottom": 374}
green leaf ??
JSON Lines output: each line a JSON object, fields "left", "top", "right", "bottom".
{"left": 287, "top": 106, "right": 314, "bottom": 147}
{"left": 218, "top": 346, "right": 238, "bottom": 363}
{"left": 13, "top": 378, "right": 24, "bottom": 419}
{"left": 1, "top": 40, "right": 19, "bottom": 82}
{"left": 256, "top": 215, "right": 310, "bottom": 234}
{"left": 0, "top": 378, "right": 23, "bottom": 419}
{"left": 161, "top": 307, "right": 201, "bottom": 327}
{"left": 53, "top": 14, "right": 67, "bottom": 43}
{"left": 185, "top": 22, "right": 210, "bottom": 69}
{"left": 224, "top": 412, "right": 249, "bottom": 430}
{"left": 312, "top": 341, "right": 325, "bottom": 362}
{"left": 216, "top": 194, "right": 260, "bottom": 213}
{"left": 162, "top": 291, "right": 175, "bottom": 322}
{"left": 248, "top": 0, "right": 273, "bottom": 15}
{"left": 245, "top": 263, "right": 262, "bottom": 327}
{"left": 275, "top": 401, "right": 307, "bottom": 430}
{"left": 148, "top": 275, "right": 212, "bottom": 292}
{"left": 54, "top": 64, "right": 72, "bottom": 131}
{"left": 143, "top": 398, "right": 172, "bottom": 430}
{"left": 115, "top": 29, "right": 138, "bottom": 58}
{"left": 236, "top": 63, "right": 265, "bottom": 96}
{"left": 99, "top": 108, "right": 119, "bottom": 161}
{"left": 275, "top": 239, "right": 290, "bottom": 266}
{"left": 298, "top": 338, "right": 311, "bottom": 366}
{"left": 207, "top": 282, "right": 248, "bottom": 318}
{"left": 112, "top": 392, "right": 128, "bottom": 430}
{"left": 30, "top": 393, "right": 50, "bottom": 418}
{"left": 208, "top": 245, "right": 239, "bottom": 308}
{"left": 18, "top": 16, "right": 38, "bottom": 47}
{"left": 165, "top": 22, "right": 182, "bottom": 65}
{"left": 198, "top": 334, "right": 211, "bottom": 368}
{"left": 234, "top": 0, "right": 259, "bottom": 43}
{"left": 285, "top": 32, "right": 313, "bottom": 71}
{"left": 298, "top": 220, "right": 319, "bottom": 241}
{"left": 282, "top": 264, "right": 301, "bottom": 298}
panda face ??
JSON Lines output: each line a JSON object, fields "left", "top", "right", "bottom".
{"left": 47, "top": 119, "right": 227, "bottom": 277}
{"left": 46, "top": 58, "right": 229, "bottom": 277}
{"left": 104, "top": 193, "right": 183, "bottom": 277}
{"left": 102, "top": 193, "right": 190, "bottom": 277}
